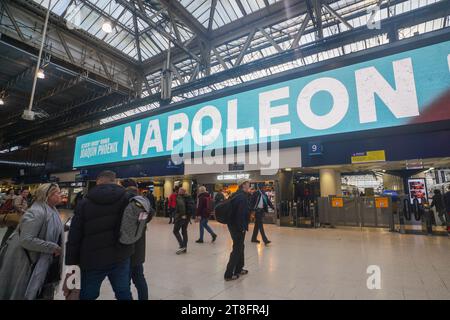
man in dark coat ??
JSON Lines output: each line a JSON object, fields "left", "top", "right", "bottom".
{"left": 224, "top": 178, "right": 251, "bottom": 281}
{"left": 250, "top": 184, "right": 274, "bottom": 245}
{"left": 65, "top": 170, "right": 134, "bottom": 300}
{"left": 430, "top": 189, "right": 447, "bottom": 226}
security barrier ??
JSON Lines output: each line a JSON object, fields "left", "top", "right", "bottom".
{"left": 317, "top": 196, "right": 392, "bottom": 228}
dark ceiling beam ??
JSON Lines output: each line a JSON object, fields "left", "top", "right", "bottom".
{"left": 8, "top": 0, "right": 138, "bottom": 66}
{"left": 115, "top": 0, "right": 201, "bottom": 63}
{"left": 208, "top": 0, "right": 218, "bottom": 32}
{"left": 1, "top": 1, "right": 26, "bottom": 42}
{"left": 157, "top": 0, "right": 209, "bottom": 42}
{"left": 142, "top": 0, "right": 309, "bottom": 74}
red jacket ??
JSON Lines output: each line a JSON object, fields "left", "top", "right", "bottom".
{"left": 196, "top": 192, "right": 210, "bottom": 218}
{"left": 168, "top": 193, "right": 177, "bottom": 209}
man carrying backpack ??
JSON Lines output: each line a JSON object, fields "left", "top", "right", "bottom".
{"left": 173, "top": 188, "right": 194, "bottom": 255}
{"left": 224, "top": 178, "right": 251, "bottom": 281}
{"left": 65, "top": 171, "right": 134, "bottom": 300}
{"left": 120, "top": 179, "right": 154, "bottom": 300}
{"left": 195, "top": 186, "right": 217, "bottom": 244}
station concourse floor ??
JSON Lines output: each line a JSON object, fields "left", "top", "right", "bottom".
{"left": 2, "top": 216, "right": 450, "bottom": 300}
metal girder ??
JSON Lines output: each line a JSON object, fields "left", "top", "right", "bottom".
{"left": 258, "top": 27, "right": 283, "bottom": 52}
{"left": 212, "top": 47, "right": 228, "bottom": 70}
{"left": 290, "top": 14, "right": 311, "bottom": 49}
{"left": 235, "top": 0, "right": 247, "bottom": 16}
{"left": 208, "top": 0, "right": 218, "bottom": 31}
{"left": 9, "top": 0, "right": 138, "bottom": 65}
{"left": 314, "top": 0, "right": 323, "bottom": 39}
{"left": 116, "top": 0, "right": 201, "bottom": 63}
{"left": 322, "top": 3, "right": 354, "bottom": 30}
{"left": 234, "top": 28, "right": 256, "bottom": 66}
{"left": 132, "top": 14, "right": 142, "bottom": 62}
{"left": 55, "top": 29, "right": 74, "bottom": 64}
{"left": 157, "top": 0, "right": 209, "bottom": 42}
{"left": 1, "top": 1, "right": 26, "bottom": 42}
{"left": 34, "top": 72, "right": 87, "bottom": 106}
{"left": 0, "top": 66, "right": 34, "bottom": 97}
{"left": 142, "top": 0, "right": 308, "bottom": 74}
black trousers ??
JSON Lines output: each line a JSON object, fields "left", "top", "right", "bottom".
{"left": 251, "top": 210, "right": 269, "bottom": 243}
{"left": 224, "top": 226, "right": 245, "bottom": 278}
{"left": 173, "top": 218, "right": 189, "bottom": 248}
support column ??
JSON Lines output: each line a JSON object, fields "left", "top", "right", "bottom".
{"left": 163, "top": 178, "right": 173, "bottom": 199}
{"left": 182, "top": 179, "right": 192, "bottom": 194}
{"left": 320, "top": 168, "right": 341, "bottom": 197}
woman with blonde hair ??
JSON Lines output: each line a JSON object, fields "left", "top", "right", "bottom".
{"left": 0, "top": 183, "right": 64, "bottom": 300}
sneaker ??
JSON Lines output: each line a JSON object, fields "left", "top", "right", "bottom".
{"left": 212, "top": 234, "right": 217, "bottom": 242}
{"left": 224, "top": 274, "right": 239, "bottom": 281}
{"left": 238, "top": 269, "right": 249, "bottom": 275}
{"left": 176, "top": 247, "right": 187, "bottom": 255}
{"left": 195, "top": 239, "right": 204, "bottom": 243}
{"left": 251, "top": 239, "right": 260, "bottom": 243}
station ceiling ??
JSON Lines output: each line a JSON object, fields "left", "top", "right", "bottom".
{"left": 0, "top": 0, "right": 449, "bottom": 150}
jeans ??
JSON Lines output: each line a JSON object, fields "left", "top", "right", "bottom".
{"left": 1, "top": 226, "right": 15, "bottom": 246}
{"left": 130, "top": 264, "right": 148, "bottom": 300}
{"left": 168, "top": 208, "right": 176, "bottom": 223}
{"left": 224, "top": 226, "right": 245, "bottom": 278}
{"left": 173, "top": 218, "right": 189, "bottom": 248}
{"left": 251, "top": 209, "right": 269, "bottom": 243}
{"left": 199, "top": 217, "right": 215, "bottom": 241}
{"left": 80, "top": 258, "right": 132, "bottom": 300}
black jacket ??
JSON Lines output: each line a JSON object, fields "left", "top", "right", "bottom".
{"left": 430, "top": 193, "right": 445, "bottom": 212}
{"left": 250, "top": 189, "right": 274, "bottom": 213}
{"left": 146, "top": 192, "right": 156, "bottom": 210}
{"left": 444, "top": 191, "right": 450, "bottom": 212}
{"left": 229, "top": 190, "right": 250, "bottom": 232}
{"left": 65, "top": 183, "right": 134, "bottom": 270}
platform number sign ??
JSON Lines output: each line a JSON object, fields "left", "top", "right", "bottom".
{"left": 308, "top": 142, "right": 323, "bottom": 156}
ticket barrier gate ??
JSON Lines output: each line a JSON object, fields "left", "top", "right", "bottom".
{"left": 279, "top": 200, "right": 317, "bottom": 228}
{"left": 394, "top": 197, "right": 448, "bottom": 236}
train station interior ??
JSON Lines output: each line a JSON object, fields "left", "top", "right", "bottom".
{"left": 0, "top": 0, "right": 449, "bottom": 301}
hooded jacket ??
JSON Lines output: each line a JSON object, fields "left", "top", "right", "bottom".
{"left": 65, "top": 183, "right": 134, "bottom": 270}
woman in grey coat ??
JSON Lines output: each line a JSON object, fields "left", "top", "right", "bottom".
{"left": 0, "top": 183, "right": 64, "bottom": 300}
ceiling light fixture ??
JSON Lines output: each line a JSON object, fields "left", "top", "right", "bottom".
{"left": 0, "top": 98, "right": 4, "bottom": 105}
{"left": 102, "top": 21, "right": 113, "bottom": 33}
{"left": 37, "top": 69, "right": 45, "bottom": 79}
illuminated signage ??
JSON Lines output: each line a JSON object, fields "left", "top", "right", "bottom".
{"left": 73, "top": 41, "right": 450, "bottom": 167}
{"left": 217, "top": 173, "right": 250, "bottom": 181}
{"left": 351, "top": 150, "right": 386, "bottom": 163}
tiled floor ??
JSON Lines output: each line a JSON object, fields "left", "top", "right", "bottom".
{"left": 2, "top": 217, "right": 449, "bottom": 300}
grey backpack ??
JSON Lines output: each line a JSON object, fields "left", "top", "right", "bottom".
{"left": 119, "top": 196, "right": 153, "bottom": 245}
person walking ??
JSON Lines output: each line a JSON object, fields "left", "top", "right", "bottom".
{"left": 0, "top": 183, "right": 64, "bottom": 300}
{"left": 214, "top": 188, "right": 225, "bottom": 205}
{"left": 195, "top": 186, "right": 217, "bottom": 243}
{"left": 250, "top": 184, "right": 274, "bottom": 245}
{"left": 146, "top": 189, "right": 156, "bottom": 212}
{"left": 1, "top": 189, "right": 29, "bottom": 246}
{"left": 173, "top": 188, "right": 194, "bottom": 254}
{"left": 120, "top": 179, "right": 154, "bottom": 301}
{"left": 168, "top": 186, "right": 179, "bottom": 224}
{"left": 224, "top": 178, "right": 251, "bottom": 281}
{"left": 430, "top": 189, "right": 447, "bottom": 226}
{"left": 65, "top": 170, "right": 134, "bottom": 300}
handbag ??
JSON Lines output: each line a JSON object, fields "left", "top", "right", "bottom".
{"left": 1, "top": 212, "right": 22, "bottom": 228}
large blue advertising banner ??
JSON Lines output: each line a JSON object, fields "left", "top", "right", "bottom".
{"left": 73, "top": 40, "right": 450, "bottom": 167}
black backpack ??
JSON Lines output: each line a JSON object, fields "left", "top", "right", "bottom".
{"left": 214, "top": 194, "right": 236, "bottom": 224}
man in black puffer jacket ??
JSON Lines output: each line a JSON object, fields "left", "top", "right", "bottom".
{"left": 65, "top": 170, "right": 134, "bottom": 300}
